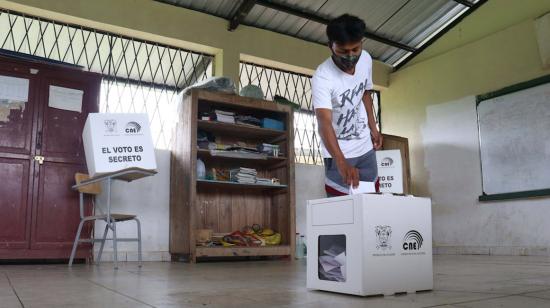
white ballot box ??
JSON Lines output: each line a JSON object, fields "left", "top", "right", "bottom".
{"left": 82, "top": 113, "right": 157, "bottom": 177}
{"left": 307, "top": 194, "right": 433, "bottom": 296}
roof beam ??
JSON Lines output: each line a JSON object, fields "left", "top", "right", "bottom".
{"left": 228, "top": 0, "right": 257, "bottom": 31}
{"left": 452, "top": 0, "right": 474, "bottom": 8}
{"left": 255, "top": 0, "right": 416, "bottom": 52}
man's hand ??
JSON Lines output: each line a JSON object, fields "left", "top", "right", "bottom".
{"left": 371, "top": 130, "right": 383, "bottom": 150}
{"left": 335, "top": 157, "right": 359, "bottom": 188}
{"left": 316, "top": 108, "right": 359, "bottom": 189}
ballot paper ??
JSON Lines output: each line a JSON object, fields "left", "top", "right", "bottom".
{"left": 319, "top": 255, "right": 340, "bottom": 273}
{"left": 324, "top": 245, "right": 344, "bottom": 257}
{"left": 334, "top": 252, "right": 346, "bottom": 266}
{"left": 341, "top": 265, "right": 347, "bottom": 280}
{"left": 319, "top": 246, "right": 347, "bottom": 282}
{"left": 349, "top": 181, "right": 376, "bottom": 194}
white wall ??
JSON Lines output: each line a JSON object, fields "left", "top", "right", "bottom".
{"left": 423, "top": 96, "right": 550, "bottom": 256}
{"left": 94, "top": 149, "right": 171, "bottom": 262}
{"left": 295, "top": 164, "right": 326, "bottom": 237}
{"left": 94, "top": 157, "right": 325, "bottom": 261}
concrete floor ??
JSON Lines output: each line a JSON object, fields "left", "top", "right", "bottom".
{"left": 2, "top": 255, "right": 550, "bottom": 307}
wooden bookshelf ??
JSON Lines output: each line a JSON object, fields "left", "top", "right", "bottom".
{"left": 196, "top": 149, "right": 287, "bottom": 167}
{"left": 170, "top": 89, "right": 295, "bottom": 262}
{"left": 197, "top": 179, "right": 288, "bottom": 190}
{"left": 195, "top": 245, "right": 291, "bottom": 258}
{"left": 197, "top": 120, "right": 285, "bottom": 139}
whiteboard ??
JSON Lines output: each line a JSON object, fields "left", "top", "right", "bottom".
{"left": 477, "top": 79, "right": 550, "bottom": 196}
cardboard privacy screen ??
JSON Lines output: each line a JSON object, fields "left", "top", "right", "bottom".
{"left": 376, "top": 150, "right": 404, "bottom": 194}
{"left": 83, "top": 113, "right": 157, "bottom": 177}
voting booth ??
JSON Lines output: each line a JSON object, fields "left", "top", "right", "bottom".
{"left": 376, "top": 150, "right": 404, "bottom": 194}
{"left": 306, "top": 194, "right": 433, "bottom": 296}
{"left": 82, "top": 113, "right": 157, "bottom": 176}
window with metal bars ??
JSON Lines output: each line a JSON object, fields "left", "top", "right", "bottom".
{"left": 239, "top": 61, "right": 381, "bottom": 165}
{"left": 0, "top": 9, "right": 213, "bottom": 149}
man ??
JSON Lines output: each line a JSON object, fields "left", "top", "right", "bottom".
{"left": 312, "top": 14, "right": 383, "bottom": 197}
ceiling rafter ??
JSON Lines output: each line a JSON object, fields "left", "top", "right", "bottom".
{"left": 228, "top": 0, "right": 257, "bottom": 31}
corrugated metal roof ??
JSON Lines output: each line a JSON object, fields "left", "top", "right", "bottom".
{"left": 156, "top": 0, "right": 482, "bottom": 67}
{"left": 160, "top": 0, "right": 241, "bottom": 19}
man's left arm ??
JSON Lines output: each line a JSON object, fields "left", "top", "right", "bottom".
{"left": 362, "top": 90, "right": 383, "bottom": 150}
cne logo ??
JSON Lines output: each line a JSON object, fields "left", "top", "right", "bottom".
{"left": 125, "top": 121, "right": 142, "bottom": 134}
{"left": 381, "top": 157, "right": 394, "bottom": 167}
{"left": 402, "top": 230, "right": 423, "bottom": 250}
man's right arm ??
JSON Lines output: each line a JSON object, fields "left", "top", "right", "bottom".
{"left": 316, "top": 108, "right": 359, "bottom": 188}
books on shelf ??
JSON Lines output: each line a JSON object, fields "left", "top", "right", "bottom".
{"left": 225, "top": 146, "right": 260, "bottom": 153}
{"left": 210, "top": 150, "right": 268, "bottom": 160}
{"left": 258, "top": 143, "right": 280, "bottom": 157}
{"left": 235, "top": 115, "right": 261, "bottom": 127}
{"left": 213, "top": 110, "right": 235, "bottom": 124}
{"left": 256, "top": 177, "right": 274, "bottom": 185}
{"left": 230, "top": 167, "right": 257, "bottom": 184}
{"left": 197, "top": 179, "right": 284, "bottom": 187}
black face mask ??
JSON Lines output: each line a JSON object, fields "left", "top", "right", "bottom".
{"left": 332, "top": 52, "right": 361, "bottom": 71}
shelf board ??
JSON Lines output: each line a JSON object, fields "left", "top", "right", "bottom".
{"left": 197, "top": 149, "right": 286, "bottom": 165}
{"left": 195, "top": 245, "right": 291, "bottom": 258}
{"left": 197, "top": 179, "right": 287, "bottom": 190}
{"left": 197, "top": 120, "right": 286, "bottom": 139}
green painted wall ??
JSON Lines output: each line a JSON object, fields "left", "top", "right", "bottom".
{"left": 383, "top": 0, "right": 550, "bottom": 196}
{"left": 407, "top": 0, "right": 550, "bottom": 67}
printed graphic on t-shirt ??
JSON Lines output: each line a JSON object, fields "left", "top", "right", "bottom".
{"left": 311, "top": 50, "right": 374, "bottom": 158}
{"left": 334, "top": 77, "right": 369, "bottom": 140}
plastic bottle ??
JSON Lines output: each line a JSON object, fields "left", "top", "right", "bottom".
{"left": 295, "top": 233, "right": 304, "bottom": 259}
{"left": 197, "top": 158, "right": 206, "bottom": 179}
{"left": 302, "top": 235, "right": 307, "bottom": 257}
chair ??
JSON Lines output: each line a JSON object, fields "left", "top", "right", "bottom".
{"left": 68, "top": 172, "right": 142, "bottom": 269}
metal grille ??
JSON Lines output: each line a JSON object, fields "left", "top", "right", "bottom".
{"left": 0, "top": 9, "right": 213, "bottom": 149}
{"left": 239, "top": 61, "right": 381, "bottom": 165}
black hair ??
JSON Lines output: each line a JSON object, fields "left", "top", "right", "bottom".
{"left": 326, "top": 14, "right": 366, "bottom": 44}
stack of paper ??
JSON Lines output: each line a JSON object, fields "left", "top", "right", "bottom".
{"left": 214, "top": 110, "right": 235, "bottom": 124}
{"left": 235, "top": 115, "right": 261, "bottom": 127}
{"left": 210, "top": 150, "right": 267, "bottom": 160}
{"left": 257, "top": 143, "right": 280, "bottom": 156}
{"left": 318, "top": 245, "right": 346, "bottom": 282}
{"left": 256, "top": 178, "right": 273, "bottom": 185}
{"left": 230, "top": 167, "right": 257, "bottom": 184}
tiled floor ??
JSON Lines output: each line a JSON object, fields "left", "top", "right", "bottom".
{"left": 2, "top": 255, "right": 550, "bottom": 307}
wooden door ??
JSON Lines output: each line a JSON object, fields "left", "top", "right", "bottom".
{"left": 0, "top": 56, "right": 100, "bottom": 259}
{"left": 0, "top": 60, "right": 38, "bottom": 250}
{"left": 31, "top": 70, "right": 100, "bottom": 252}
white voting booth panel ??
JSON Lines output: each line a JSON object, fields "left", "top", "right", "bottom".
{"left": 83, "top": 113, "right": 157, "bottom": 176}
{"left": 376, "top": 150, "right": 404, "bottom": 194}
{"left": 307, "top": 194, "right": 433, "bottom": 296}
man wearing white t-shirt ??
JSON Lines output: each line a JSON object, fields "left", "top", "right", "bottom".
{"left": 312, "top": 14, "right": 383, "bottom": 197}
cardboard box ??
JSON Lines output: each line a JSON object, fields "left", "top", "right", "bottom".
{"left": 376, "top": 150, "right": 404, "bottom": 194}
{"left": 82, "top": 113, "right": 157, "bottom": 177}
{"left": 307, "top": 194, "right": 433, "bottom": 296}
